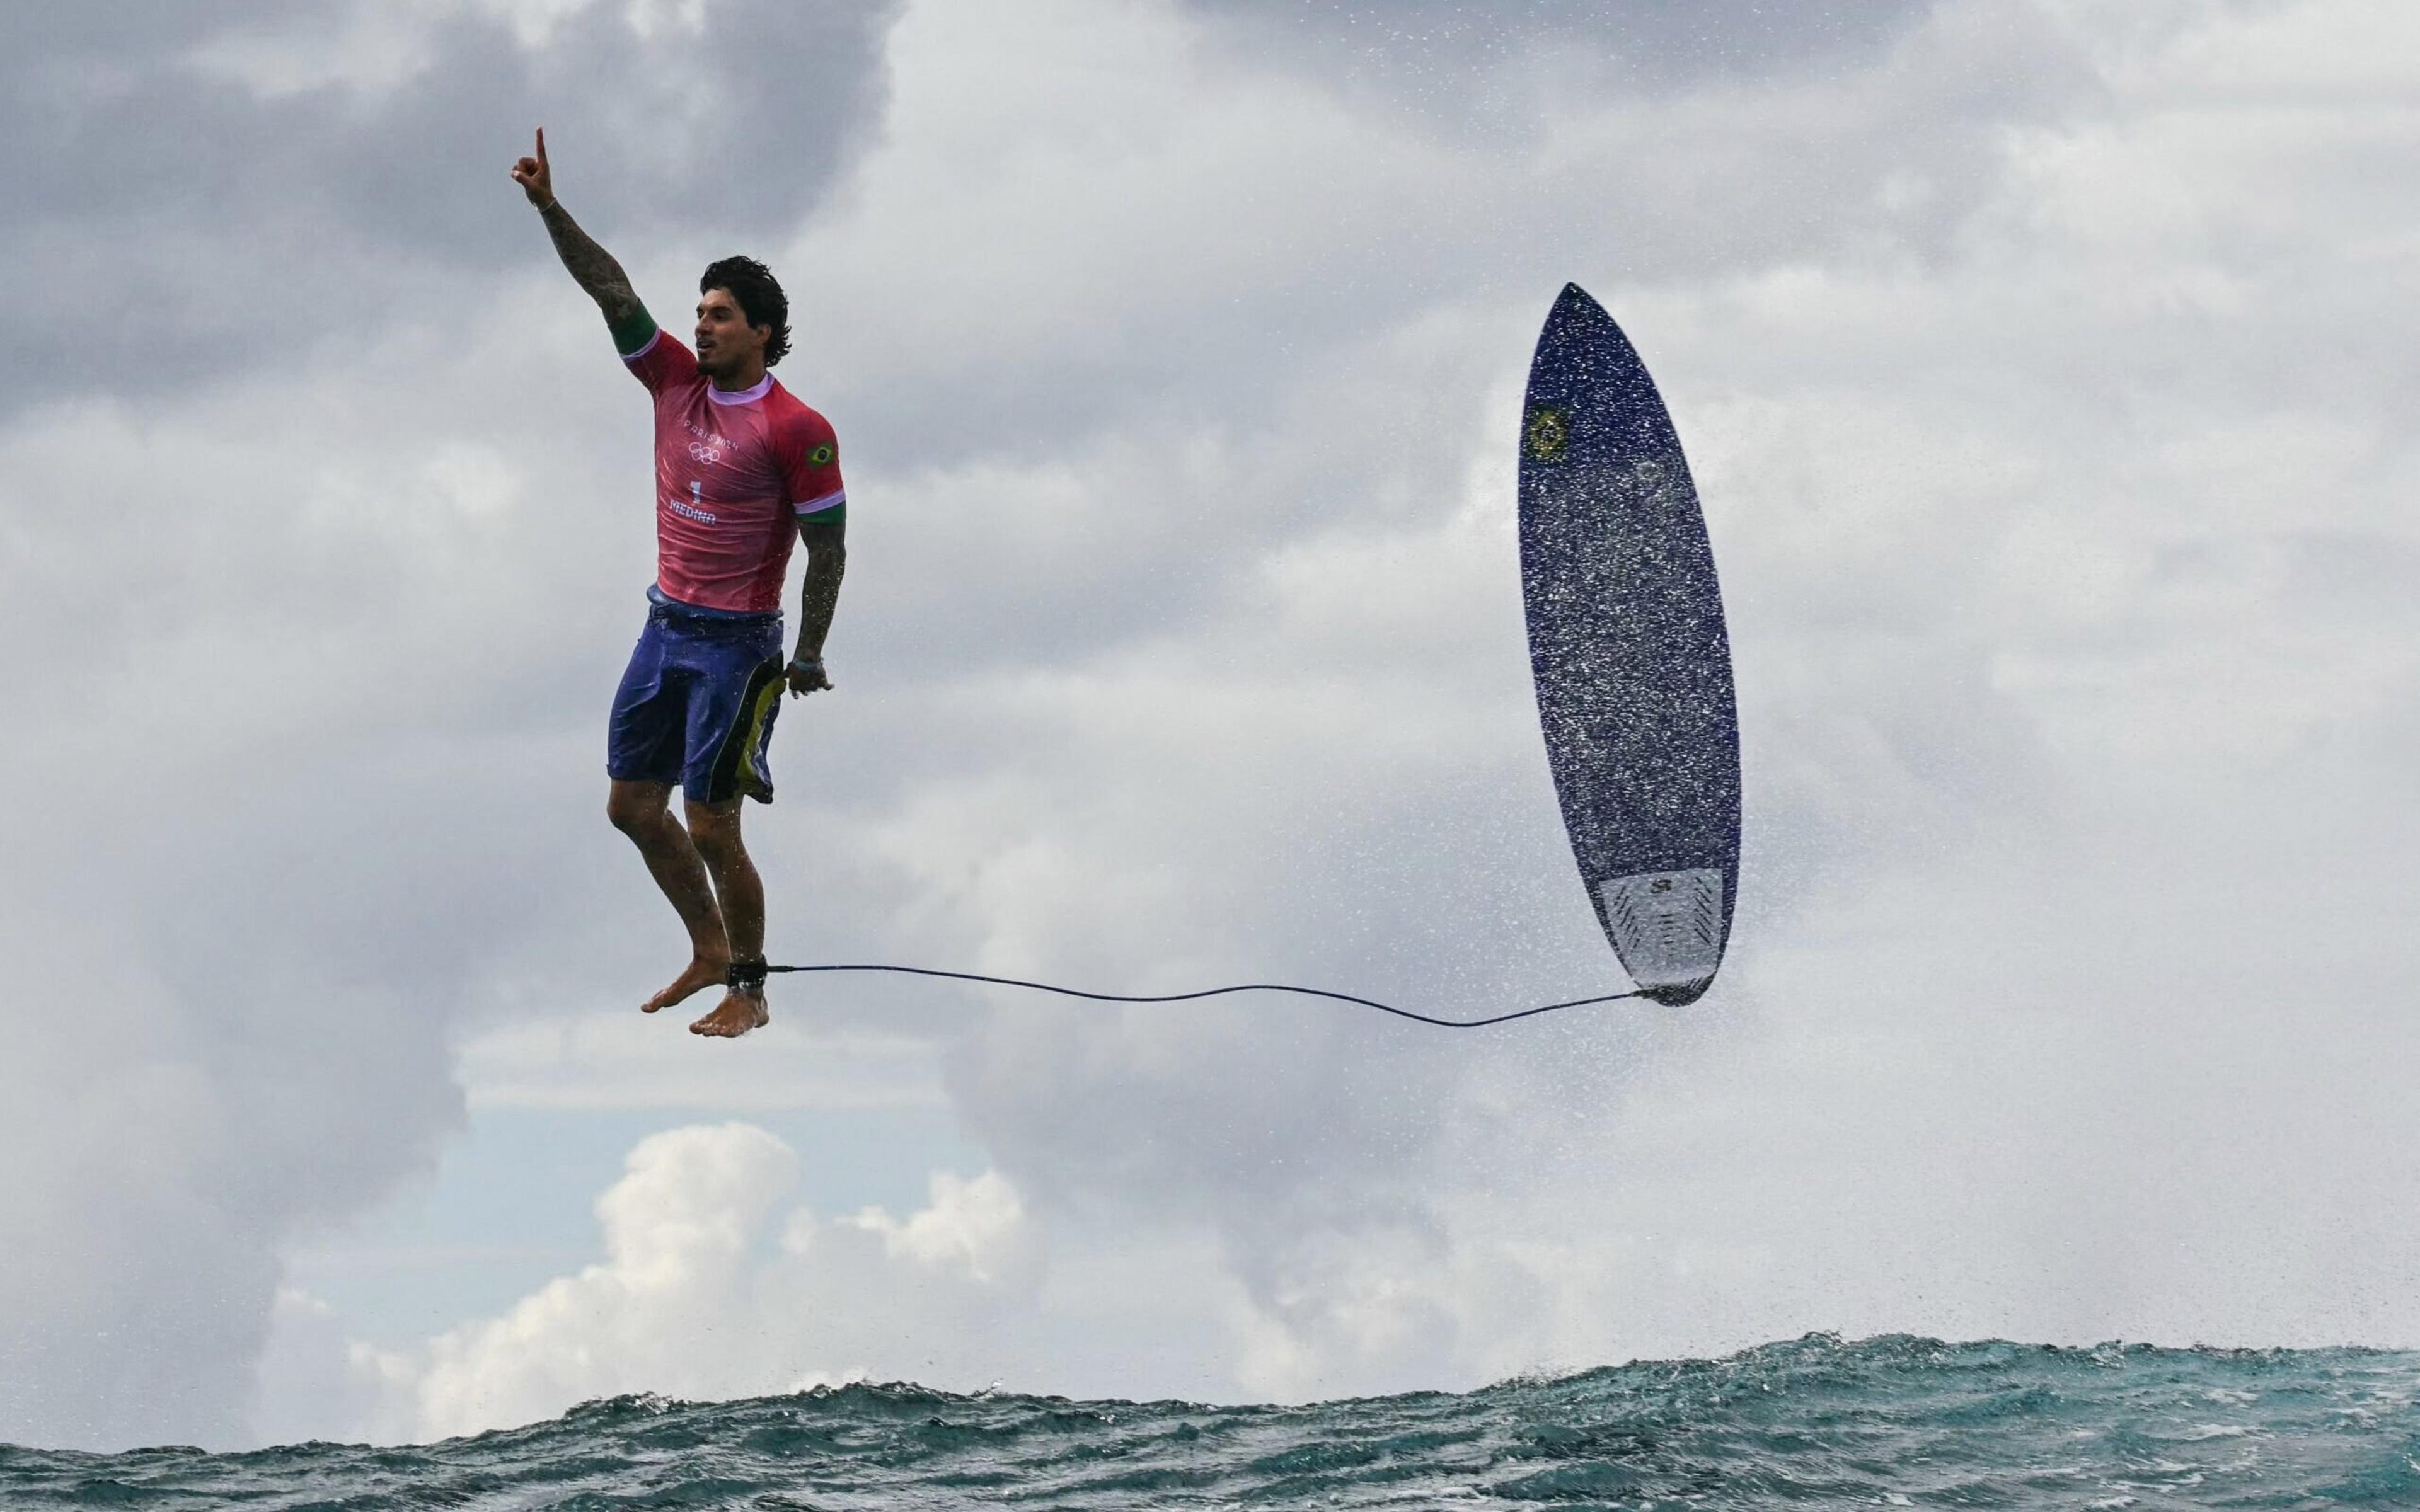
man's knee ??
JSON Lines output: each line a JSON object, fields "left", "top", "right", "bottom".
{"left": 608, "top": 781, "right": 671, "bottom": 837}
{"left": 684, "top": 798, "right": 746, "bottom": 863}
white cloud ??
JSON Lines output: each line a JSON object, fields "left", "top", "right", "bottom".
{"left": 367, "top": 1123, "right": 1041, "bottom": 1440}
{"left": 846, "top": 1169, "right": 1034, "bottom": 1284}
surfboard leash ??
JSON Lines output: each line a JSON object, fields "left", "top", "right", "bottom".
{"left": 730, "top": 960, "right": 1648, "bottom": 1029}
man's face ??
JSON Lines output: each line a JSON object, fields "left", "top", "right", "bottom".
{"left": 694, "top": 288, "right": 768, "bottom": 381}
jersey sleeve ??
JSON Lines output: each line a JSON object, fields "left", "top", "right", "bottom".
{"left": 617, "top": 306, "right": 698, "bottom": 394}
{"left": 779, "top": 406, "right": 847, "bottom": 524}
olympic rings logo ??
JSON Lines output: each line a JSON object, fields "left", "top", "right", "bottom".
{"left": 688, "top": 440, "right": 722, "bottom": 464}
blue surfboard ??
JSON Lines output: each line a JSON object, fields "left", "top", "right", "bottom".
{"left": 1519, "top": 284, "right": 1741, "bottom": 1005}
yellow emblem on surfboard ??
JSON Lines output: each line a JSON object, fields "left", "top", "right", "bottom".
{"left": 1524, "top": 407, "right": 1570, "bottom": 462}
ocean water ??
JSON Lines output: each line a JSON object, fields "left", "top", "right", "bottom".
{"left": 8, "top": 1334, "right": 2419, "bottom": 1509}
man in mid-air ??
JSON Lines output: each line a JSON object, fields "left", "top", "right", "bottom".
{"left": 512, "top": 129, "right": 848, "bottom": 1040}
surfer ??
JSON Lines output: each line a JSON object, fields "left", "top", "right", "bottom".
{"left": 512, "top": 129, "right": 848, "bottom": 1040}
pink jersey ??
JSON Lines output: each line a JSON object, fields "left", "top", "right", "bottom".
{"left": 623, "top": 327, "right": 846, "bottom": 614}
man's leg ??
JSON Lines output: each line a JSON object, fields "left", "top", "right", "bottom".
{"left": 606, "top": 778, "right": 734, "bottom": 1012}
{"left": 684, "top": 796, "right": 769, "bottom": 1037}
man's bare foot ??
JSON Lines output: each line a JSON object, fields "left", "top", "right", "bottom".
{"left": 689, "top": 988, "right": 770, "bottom": 1038}
{"left": 643, "top": 954, "right": 730, "bottom": 1014}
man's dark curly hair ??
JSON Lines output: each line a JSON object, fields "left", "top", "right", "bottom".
{"left": 700, "top": 255, "right": 792, "bottom": 367}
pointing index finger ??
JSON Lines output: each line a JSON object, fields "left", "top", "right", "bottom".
{"left": 535, "top": 126, "right": 548, "bottom": 164}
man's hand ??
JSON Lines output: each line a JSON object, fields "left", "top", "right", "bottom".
{"left": 514, "top": 130, "right": 643, "bottom": 326}
{"left": 510, "top": 127, "right": 555, "bottom": 209}
{"left": 787, "top": 656, "right": 834, "bottom": 697}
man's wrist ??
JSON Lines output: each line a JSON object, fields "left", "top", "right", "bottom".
{"left": 790, "top": 651, "right": 823, "bottom": 668}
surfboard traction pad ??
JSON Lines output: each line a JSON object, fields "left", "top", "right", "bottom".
{"left": 1596, "top": 868, "right": 1726, "bottom": 996}
{"left": 1519, "top": 284, "right": 1742, "bottom": 1007}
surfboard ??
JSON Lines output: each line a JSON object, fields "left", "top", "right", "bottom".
{"left": 1518, "top": 284, "right": 1741, "bottom": 1005}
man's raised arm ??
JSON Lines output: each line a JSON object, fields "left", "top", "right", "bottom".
{"left": 510, "top": 129, "right": 650, "bottom": 343}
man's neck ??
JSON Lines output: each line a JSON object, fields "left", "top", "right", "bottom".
{"left": 708, "top": 359, "right": 768, "bottom": 393}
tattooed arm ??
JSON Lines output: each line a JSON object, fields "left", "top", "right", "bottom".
{"left": 788, "top": 517, "right": 848, "bottom": 696}
{"left": 509, "top": 128, "right": 647, "bottom": 336}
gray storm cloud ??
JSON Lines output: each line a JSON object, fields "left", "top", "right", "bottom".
{"left": 0, "top": 0, "right": 897, "bottom": 416}
{"left": 1178, "top": 0, "right": 1940, "bottom": 122}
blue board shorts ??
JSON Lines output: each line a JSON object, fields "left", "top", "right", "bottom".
{"left": 608, "top": 588, "right": 787, "bottom": 805}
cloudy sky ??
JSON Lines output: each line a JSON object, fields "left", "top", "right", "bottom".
{"left": 3, "top": 0, "right": 2416, "bottom": 1453}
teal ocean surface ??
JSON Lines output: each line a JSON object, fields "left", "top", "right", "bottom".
{"left": 8, "top": 1334, "right": 2419, "bottom": 1509}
